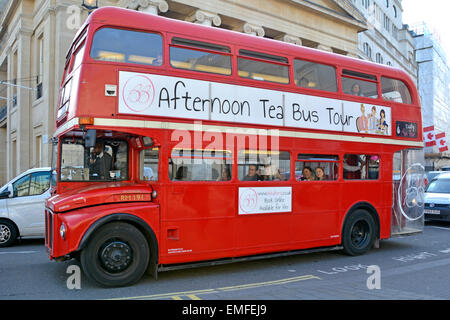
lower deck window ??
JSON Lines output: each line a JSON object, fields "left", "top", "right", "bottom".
{"left": 343, "top": 154, "right": 380, "bottom": 180}
{"left": 169, "top": 149, "right": 232, "bottom": 181}
{"left": 295, "top": 154, "right": 339, "bottom": 181}
{"left": 140, "top": 148, "right": 159, "bottom": 181}
{"left": 238, "top": 150, "right": 290, "bottom": 181}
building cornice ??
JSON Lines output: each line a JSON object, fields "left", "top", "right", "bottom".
{"left": 291, "top": 0, "right": 367, "bottom": 31}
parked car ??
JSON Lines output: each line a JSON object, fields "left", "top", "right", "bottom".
{"left": 424, "top": 172, "right": 450, "bottom": 222}
{"left": 425, "top": 171, "right": 443, "bottom": 186}
{"left": 0, "top": 167, "right": 52, "bottom": 247}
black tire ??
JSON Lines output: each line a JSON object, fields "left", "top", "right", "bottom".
{"left": 0, "top": 220, "right": 18, "bottom": 248}
{"left": 80, "top": 222, "right": 150, "bottom": 287}
{"left": 342, "top": 209, "right": 376, "bottom": 256}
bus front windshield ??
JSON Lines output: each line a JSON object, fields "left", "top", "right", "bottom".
{"left": 60, "top": 138, "right": 128, "bottom": 182}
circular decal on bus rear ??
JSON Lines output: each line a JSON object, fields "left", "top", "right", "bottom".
{"left": 122, "top": 75, "right": 155, "bottom": 112}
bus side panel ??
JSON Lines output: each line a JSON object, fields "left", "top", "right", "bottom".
{"left": 159, "top": 183, "right": 236, "bottom": 264}
{"left": 292, "top": 182, "right": 342, "bottom": 244}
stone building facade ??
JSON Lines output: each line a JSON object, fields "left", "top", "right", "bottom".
{"left": 411, "top": 24, "right": 450, "bottom": 170}
{"left": 351, "top": 0, "right": 417, "bottom": 83}
{"left": 0, "top": 0, "right": 370, "bottom": 184}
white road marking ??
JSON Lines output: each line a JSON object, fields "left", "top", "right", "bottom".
{"left": 0, "top": 251, "right": 38, "bottom": 255}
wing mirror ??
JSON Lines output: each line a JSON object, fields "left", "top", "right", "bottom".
{"left": 0, "top": 184, "right": 13, "bottom": 199}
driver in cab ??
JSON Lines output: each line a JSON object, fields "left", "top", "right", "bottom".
{"left": 89, "top": 142, "right": 112, "bottom": 180}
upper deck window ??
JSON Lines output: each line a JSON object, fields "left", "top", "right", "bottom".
{"left": 381, "top": 77, "right": 412, "bottom": 104}
{"left": 90, "top": 28, "right": 163, "bottom": 66}
{"left": 170, "top": 38, "right": 231, "bottom": 75}
{"left": 294, "top": 59, "right": 337, "bottom": 92}
{"left": 238, "top": 50, "right": 289, "bottom": 84}
{"left": 341, "top": 69, "right": 378, "bottom": 99}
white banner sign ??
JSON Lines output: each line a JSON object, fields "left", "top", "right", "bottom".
{"left": 118, "top": 71, "right": 391, "bottom": 136}
{"left": 239, "top": 187, "right": 292, "bottom": 215}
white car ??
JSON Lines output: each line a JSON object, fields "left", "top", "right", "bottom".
{"left": 424, "top": 172, "right": 450, "bottom": 222}
{"left": 0, "top": 167, "right": 52, "bottom": 247}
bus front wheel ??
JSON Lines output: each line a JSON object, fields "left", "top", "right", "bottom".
{"left": 80, "top": 222, "right": 150, "bottom": 287}
{"left": 342, "top": 209, "right": 376, "bottom": 256}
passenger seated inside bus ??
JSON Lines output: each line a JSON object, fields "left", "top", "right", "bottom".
{"left": 217, "top": 167, "right": 231, "bottom": 181}
{"left": 174, "top": 166, "right": 188, "bottom": 181}
{"left": 315, "top": 167, "right": 328, "bottom": 181}
{"left": 343, "top": 154, "right": 364, "bottom": 179}
{"left": 243, "top": 164, "right": 263, "bottom": 181}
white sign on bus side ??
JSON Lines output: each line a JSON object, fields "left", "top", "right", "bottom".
{"left": 238, "top": 187, "right": 292, "bottom": 215}
{"left": 118, "top": 71, "right": 391, "bottom": 136}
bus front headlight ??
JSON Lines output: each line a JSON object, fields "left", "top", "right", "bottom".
{"left": 60, "top": 222, "right": 66, "bottom": 240}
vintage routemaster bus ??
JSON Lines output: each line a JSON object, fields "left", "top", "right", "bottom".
{"left": 45, "top": 7, "right": 424, "bottom": 287}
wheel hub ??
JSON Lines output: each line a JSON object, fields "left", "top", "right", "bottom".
{"left": 351, "top": 221, "right": 368, "bottom": 247}
{"left": 99, "top": 241, "right": 133, "bottom": 273}
{"left": 0, "top": 225, "right": 11, "bottom": 243}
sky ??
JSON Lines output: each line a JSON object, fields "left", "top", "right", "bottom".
{"left": 402, "top": 0, "right": 450, "bottom": 56}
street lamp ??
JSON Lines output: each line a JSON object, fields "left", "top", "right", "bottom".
{"left": 82, "top": 0, "right": 98, "bottom": 11}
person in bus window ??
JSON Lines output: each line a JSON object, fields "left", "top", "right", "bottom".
{"left": 174, "top": 166, "right": 188, "bottom": 181}
{"left": 217, "top": 167, "right": 231, "bottom": 181}
{"left": 143, "top": 166, "right": 154, "bottom": 181}
{"left": 302, "top": 166, "right": 315, "bottom": 181}
{"left": 343, "top": 154, "right": 364, "bottom": 179}
{"left": 89, "top": 142, "right": 112, "bottom": 180}
{"left": 243, "top": 164, "right": 262, "bottom": 181}
{"left": 350, "top": 83, "right": 363, "bottom": 96}
{"left": 368, "top": 156, "right": 379, "bottom": 179}
{"left": 315, "top": 167, "right": 328, "bottom": 181}
{"left": 152, "top": 54, "right": 162, "bottom": 66}
{"left": 298, "top": 77, "right": 309, "bottom": 88}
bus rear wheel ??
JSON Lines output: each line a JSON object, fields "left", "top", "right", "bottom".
{"left": 80, "top": 222, "right": 149, "bottom": 287}
{"left": 342, "top": 209, "right": 376, "bottom": 256}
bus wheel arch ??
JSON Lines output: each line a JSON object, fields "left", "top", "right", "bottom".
{"left": 77, "top": 213, "right": 159, "bottom": 286}
{"left": 341, "top": 203, "right": 380, "bottom": 256}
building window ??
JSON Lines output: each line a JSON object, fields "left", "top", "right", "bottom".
{"left": 362, "top": 0, "right": 369, "bottom": 9}
{"left": 393, "top": 5, "right": 397, "bottom": 17}
{"left": 363, "top": 42, "right": 372, "bottom": 59}
{"left": 384, "top": 14, "right": 390, "bottom": 32}
{"left": 36, "top": 35, "right": 44, "bottom": 100}
{"left": 36, "top": 135, "right": 42, "bottom": 167}
{"left": 376, "top": 53, "right": 384, "bottom": 64}
{"left": 386, "top": 0, "right": 389, "bottom": 8}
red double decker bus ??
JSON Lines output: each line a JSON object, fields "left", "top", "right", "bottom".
{"left": 45, "top": 7, "right": 424, "bottom": 287}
